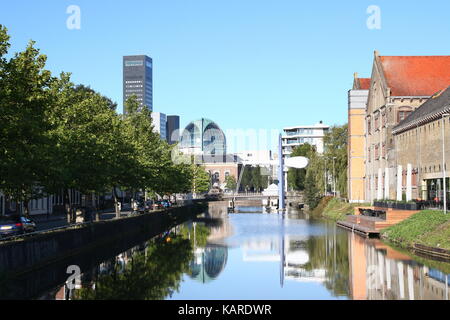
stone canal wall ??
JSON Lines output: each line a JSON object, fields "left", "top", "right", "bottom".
{"left": 0, "top": 202, "right": 207, "bottom": 277}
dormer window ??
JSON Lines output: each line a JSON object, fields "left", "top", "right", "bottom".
{"left": 398, "top": 106, "right": 412, "bottom": 124}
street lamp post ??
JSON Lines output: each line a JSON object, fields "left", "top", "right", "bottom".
{"left": 324, "top": 159, "right": 327, "bottom": 196}
{"left": 442, "top": 114, "right": 450, "bottom": 214}
{"left": 332, "top": 157, "right": 337, "bottom": 197}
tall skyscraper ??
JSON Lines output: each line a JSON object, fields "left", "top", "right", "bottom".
{"left": 166, "top": 115, "right": 180, "bottom": 145}
{"left": 123, "top": 55, "right": 153, "bottom": 113}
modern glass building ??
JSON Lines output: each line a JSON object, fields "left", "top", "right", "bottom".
{"left": 180, "top": 118, "right": 227, "bottom": 159}
{"left": 189, "top": 245, "right": 228, "bottom": 284}
{"left": 123, "top": 55, "right": 153, "bottom": 112}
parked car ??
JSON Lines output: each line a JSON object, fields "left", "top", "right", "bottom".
{"left": 153, "top": 201, "right": 163, "bottom": 210}
{"left": 0, "top": 215, "right": 36, "bottom": 239}
{"left": 161, "top": 200, "right": 172, "bottom": 208}
{"left": 144, "top": 200, "right": 154, "bottom": 212}
{"left": 131, "top": 200, "right": 146, "bottom": 214}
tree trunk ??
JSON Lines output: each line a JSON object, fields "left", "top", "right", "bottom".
{"left": 93, "top": 193, "right": 100, "bottom": 222}
{"left": 113, "top": 186, "right": 120, "bottom": 219}
{"left": 64, "top": 188, "right": 72, "bottom": 224}
{"left": 23, "top": 199, "right": 30, "bottom": 218}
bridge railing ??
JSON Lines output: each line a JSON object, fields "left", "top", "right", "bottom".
{"left": 223, "top": 192, "right": 265, "bottom": 198}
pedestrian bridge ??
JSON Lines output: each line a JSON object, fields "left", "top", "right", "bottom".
{"left": 222, "top": 193, "right": 276, "bottom": 200}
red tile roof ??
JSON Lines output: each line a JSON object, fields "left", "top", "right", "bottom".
{"left": 379, "top": 56, "right": 450, "bottom": 96}
{"left": 358, "top": 78, "right": 371, "bottom": 90}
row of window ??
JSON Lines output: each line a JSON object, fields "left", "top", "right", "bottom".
{"left": 369, "top": 170, "right": 419, "bottom": 190}
{"left": 126, "top": 92, "right": 144, "bottom": 97}
{"left": 368, "top": 143, "right": 387, "bottom": 162}
{"left": 367, "top": 111, "right": 387, "bottom": 134}
{"left": 209, "top": 171, "right": 231, "bottom": 180}
{"left": 422, "top": 164, "right": 447, "bottom": 174}
{"left": 367, "top": 108, "right": 413, "bottom": 135}
{"left": 285, "top": 138, "right": 315, "bottom": 145}
{"left": 285, "top": 129, "right": 315, "bottom": 136}
{"left": 125, "top": 60, "right": 144, "bottom": 67}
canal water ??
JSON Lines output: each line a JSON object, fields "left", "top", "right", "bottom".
{"left": 16, "top": 202, "right": 450, "bottom": 300}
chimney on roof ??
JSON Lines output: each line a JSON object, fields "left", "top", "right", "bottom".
{"left": 354, "top": 72, "right": 358, "bottom": 80}
{"left": 374, "top": 50, "right": 379, "bottom": 57}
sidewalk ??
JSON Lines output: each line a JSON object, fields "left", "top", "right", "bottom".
{"left": 31, "top": 208, "right": 127, "bottom": 224}
{"left": 31, "top": 214, "right": 66, "bottom": 223}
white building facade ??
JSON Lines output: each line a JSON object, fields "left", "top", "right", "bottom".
{"left": 234, "top": 150, "right": 278, "bottom": 182}
{"left": 282, "top": 122, "right": 330, "bottom": 157}
{"left": 151, "top": 112, "right": 167, "bottom": 140}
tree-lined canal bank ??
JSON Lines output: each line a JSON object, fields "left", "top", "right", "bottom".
{"left": 1, "top": 202, "right": 449, "bottom": 300}
{"left": 0, "top": 202, "right": 207, "bottom": 299}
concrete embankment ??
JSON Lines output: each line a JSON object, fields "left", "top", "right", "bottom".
{"left": 0, "top": 202, "right": 207, "bottom": 278}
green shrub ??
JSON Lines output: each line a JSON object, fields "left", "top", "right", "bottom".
{"left": 382, "top": 210, "right": 450, "bottom": 250}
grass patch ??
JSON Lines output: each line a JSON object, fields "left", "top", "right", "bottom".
{"left": 382, "top": 210, "right": 450, "bottom": 250}
{"left": 310, "top": 196, "right": 333, "bottom": 217}
{"left": 311, "top": 197, "right": 370, "bottom": 221}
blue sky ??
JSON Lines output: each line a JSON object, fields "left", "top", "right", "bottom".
{"left": 1, "top": 0, "right": 450, "bottom": 151}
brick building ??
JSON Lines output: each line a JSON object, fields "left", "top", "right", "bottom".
{"left": 203, "top": 162, "right": 243, "bottom": 190}
{"left": 348, "top": 74, "right": 370, "bottom": 203}
{"left": 393, "top": 86, "right": 450, "bottom": 201}
{"left": 364, "top": 52, "right": 450, "bottom": 202}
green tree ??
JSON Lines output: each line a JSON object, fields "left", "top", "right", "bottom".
{"left": 0, "top": 25, "right": 55, "bottom": 216}
{"left": 304, "top": 169, "right": 321, "bottom": 209}
{"left": 240, "top": 166, "right": 253, "bottom": 192}
{"left": 0, "top": 26, "right": 193, "bottom": 221}
{"left": 324, "top": 125, "right": 348, "bottom": 198}
{"left": 46, "top": 74, "right": 126, "bottom": 221}
{"left": 251, "top": 166, "right": 269, "bottom": 192}
{"left": 122, "top": 96, "right": 161, "bottom": 192}
{"left": 192, "top": 165, "right": 211, "bottom": 194}
{"left": 224, "top": 175, "right": 237, "bottom": 192}
{"left": 157, "top": 144, "right": 193, "bottom": 196}
{"left": 287, "top": 143, "right": 315, "bottom": 191}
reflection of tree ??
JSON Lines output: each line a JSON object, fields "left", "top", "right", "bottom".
{"left": 73, "top": 236, "right": 193, "bottom": 300}
{"left": 179, "top": 223, "right": 210, "bottom": 248}
{"left": 302, "top": 229, "right": 350, "bottom": 297}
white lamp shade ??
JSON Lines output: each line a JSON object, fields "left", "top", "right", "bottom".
{"left": 285, "top": 157, "right": 309, "bottom": 169}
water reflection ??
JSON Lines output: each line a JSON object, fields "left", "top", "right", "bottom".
{"left": 28, "top": 202, "right": 450, "bottom": 300}
{"left": 190, "top": 245, "right": 228, "bottom": 284}
{"left": 42, "top": 233, "right": 193, "bottom": 300}
{"left": 184, "top": 202, "right": 231, "bottom": 283}
{"left": 348, "top": 233, "right": 450, "bottom": 300}
{"left": 170, "top": 203, "right": 449, "bottom": 300}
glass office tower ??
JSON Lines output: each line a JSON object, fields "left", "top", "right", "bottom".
{"left": 123, "top": 55, "right": 153, "bottom": 112}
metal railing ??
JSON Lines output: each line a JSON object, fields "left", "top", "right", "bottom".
{"left": 0, "top": 205, "right": 186, "bottom": 244}
{"left": 0, "top": 221, "right": 90, "bottom": 243}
